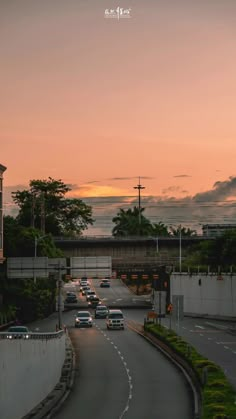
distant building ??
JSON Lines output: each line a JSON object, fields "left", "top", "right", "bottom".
{"left": 202, "top": 224, "right": 236, "bottom": 237}
{"left": 0, "top": 164, "right": 7, "bottom": 263}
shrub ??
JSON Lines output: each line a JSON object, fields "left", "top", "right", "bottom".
{"left": 204, "top": 390, "right": 226, "bottom": 404}
{"left": 144, "top": 323, "right": 236, "bottom": 419}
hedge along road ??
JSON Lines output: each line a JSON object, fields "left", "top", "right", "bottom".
{"left": 124, "top": 308, "right": 236, "bottom": 390}
{"left": 54, "top": 313, "right": 193, "bottom": 419}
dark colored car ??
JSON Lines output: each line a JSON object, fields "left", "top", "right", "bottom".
{"left": 65, "top": 295, "right": 78, "bottom": 304}
{"left": 100, "top": 279, "right": 110, "bottom": 288}
{"left": 7, "top": 326, "right": 31, "bottom": 339}
{"left": 81, "top": 285, "right": 91, "bottom": 295}
{"left": 66, "top": 291, "right": 77, "bottom": 297}
{"left": 88, "top": 297, "right": 101, "bottom": 308}
{"left": 94, "top": 305, "right": 108, "bottom": 318}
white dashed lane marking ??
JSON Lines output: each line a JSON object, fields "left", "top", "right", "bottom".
{"left": 95, "top": 321, "right": 133, "bottom": 419}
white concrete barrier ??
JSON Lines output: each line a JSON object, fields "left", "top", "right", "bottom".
{"left": 171, "top": 273, "right": 236, "bottom": 317}
{"left": 0, "top": 333, "right": 66, "bottom": 419}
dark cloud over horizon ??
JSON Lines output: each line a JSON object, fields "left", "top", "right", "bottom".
{"left": 4, "top": 176, "right": 236, "bottom": 235}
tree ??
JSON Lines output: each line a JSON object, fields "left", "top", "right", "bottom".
{"left": 3, "top": 216, "right": 63, "bottom": 257}
{"left": 151, "top": 222, "right": 170, "bottom": 237}
{"left": 184, "top": 229, "right": 236, "bottom": 268}
{"left": 112, "top": 207, "right": 153, "bottom": 236}
{"left": 12, "top": 177, "right": 94, "bottom": 236}
{"left": 169, "top": 226, "right": 197, "bottom": 237}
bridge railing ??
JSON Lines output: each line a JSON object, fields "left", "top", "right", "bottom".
{"left": 0, "top": 330, "right": 64, "bottom": 340}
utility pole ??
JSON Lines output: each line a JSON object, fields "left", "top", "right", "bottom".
{"left": 57, "top": 260, "right": 63, "bottom": 330}
{"left": 133, "top": 177, "right": 145, "bottom": 226}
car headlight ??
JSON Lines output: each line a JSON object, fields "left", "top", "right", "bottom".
{"left": 75, "top": 318, "right": 80, "bottom": 322}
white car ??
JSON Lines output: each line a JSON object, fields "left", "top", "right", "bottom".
{"left": 75, "top": 311, "right": 93, "bottom": 328}
{"left": 80, "top": 281, "right": 90, "bottom": 291}
{"left": 106, "top": 310, "right": 124, "bottom": 330}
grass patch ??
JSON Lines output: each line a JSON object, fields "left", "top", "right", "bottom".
{"left": 145, "top": 323, "right": 236, "bottom": 419}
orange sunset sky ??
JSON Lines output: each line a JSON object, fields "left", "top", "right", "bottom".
{"left": 1, "top": 0, "right": 236, "bottom": 234}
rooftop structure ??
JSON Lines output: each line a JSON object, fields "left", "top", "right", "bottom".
{"left": 202, "top": 224, "right": 236, "bottom": 237}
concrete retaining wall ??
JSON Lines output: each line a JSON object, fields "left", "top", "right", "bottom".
{"left": 171, "top": 273, "right": 236, "bottom": 317}
{"left": 0, "top": 334, "right": 66, "bottom": 419}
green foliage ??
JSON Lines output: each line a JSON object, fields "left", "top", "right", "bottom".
{"left": 184, "top": 229, "right": 236, "bottom": 268}
{"left": 112, "top": 207, "right": 198, "bottom": 237}
{"left": 169, "top": 225, "right": 197, "bottom": 237}
{"left": 0, "top": 305, "right": 17, "bottom": 325}
{"left": 11, "top": 177, "right": 94, "bottom": 236}
{"left": 151, "top": 222, "right": 170, "bottom": 236}
{"left": 4, "top": 277, "right": 57, "bottom": 322}
{"left": 3, "top": 220, "right": 63, "bottom": 257}
{"left": 112, "top": 207, "right": 153, "bottom": 236}
{"left": 144, "top": 323, "right": 236, "bottom": 419}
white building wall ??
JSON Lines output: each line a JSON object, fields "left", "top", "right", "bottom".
{"left": 171, "top": 274, "right": 236, "bottom": 317}
{"left": 0, "top": 334, "right": 66, "bottom": 419}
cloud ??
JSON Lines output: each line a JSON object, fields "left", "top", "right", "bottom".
{"left": 173, "top": 174, "right": 191, "bottom": 178}
{"left": 193, "top": 176, "right": 236, "bottom": 202}
{"left": 4, "top": 176, "right": 236, "bottom": 235}
{"left": 162, "top": 186, "right": 183, "bottom": 194}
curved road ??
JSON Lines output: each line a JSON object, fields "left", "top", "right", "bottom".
{"left": 55, "top": 319, "right": 193, "bottom": 419}
{"left": 54, "top": 278, "right": 194, "bottom": 419}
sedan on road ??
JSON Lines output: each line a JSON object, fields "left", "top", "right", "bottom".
{"left": 74, "top": 311, "right": 93, "bottom": 328}
{"left": 88, "top": 296, "right": 101, "bottom": 309}
{"left": 65, "top": 295, "right": 78, "bottom": 304}
{"left": 7, "top": 326, "right": 31, "bottom": 339}
{"left": 100, "top": 279, "right": 110, "bottom": 288}
{"left": 86, "top": 290, "right": 96, "bottom": 301}
{"left": 81, "top": 285, "right": 91, "bottom": 295}
{"left": 94, "top": 305, "right": 109, "bottom": 319}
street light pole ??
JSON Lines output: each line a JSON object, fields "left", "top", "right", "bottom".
{"left": 34, "top": 234, "right": 47, "bottom": 283}
{"left": 58, "top": 261, "right": 63, "bottom": 330}
{"left": 179, "top": 224, "right": 182, "bottom": 273}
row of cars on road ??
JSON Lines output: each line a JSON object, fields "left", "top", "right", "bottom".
{"left": 71, "top": 277, "right": 124, "bottom": 329}
{"left": 80, "top": 279, "right": 101, "bottom": 308}
{"left": 79, "top": 276, "right": 110, "bottom": 308}
{"left": 74, "top": 308, "right": 124, "bottom": 330}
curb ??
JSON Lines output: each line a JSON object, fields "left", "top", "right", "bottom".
{"left": 23, "top": 334, "right": 76, "bottom": 419}
{"left": 127, "top": 320, "right": 202, "bottom": 419}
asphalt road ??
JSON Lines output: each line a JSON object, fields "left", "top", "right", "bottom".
{"left": 27, "top": 277, "right": 236, "bottom": 418}
{"left": 32, "top": 278, "right": 236, "bottom": 391}
{"left": 64, "top": 278, "right": 151, "bottom": 308}
{"left": 55, "top": 317, "right": 193, "bottom": 419}
{"left": 125, "top": 309, "right": 236, "bottom": 389}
